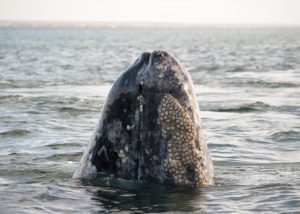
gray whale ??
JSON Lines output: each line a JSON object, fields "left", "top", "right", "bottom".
{"left": 73, "top": 51, "right": 214, "bottom": 186}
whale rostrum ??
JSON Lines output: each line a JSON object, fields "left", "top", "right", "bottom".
{"left": 73, "top": 51, "right": 214, "bottom": 186}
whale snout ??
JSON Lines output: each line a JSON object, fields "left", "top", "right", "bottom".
{"left": 139, "top": 50, "right": 172, "bottom": 63}
{"left": 137, "top": 50, "right": 188, "bottom": 94}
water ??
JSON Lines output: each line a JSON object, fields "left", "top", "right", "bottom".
{"left": 0, "top": 26, "right": 300, "bottom": 213}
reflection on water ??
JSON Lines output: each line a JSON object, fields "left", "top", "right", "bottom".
{"left": 81, "top": 175, "right": 206, "bottom": 213}
{"left": 0, "top": 27, "right": 299, "bottom": 213}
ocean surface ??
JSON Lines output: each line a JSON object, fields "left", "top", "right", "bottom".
{"left": 0, "top": 26, "right": 299, "bottom": 213}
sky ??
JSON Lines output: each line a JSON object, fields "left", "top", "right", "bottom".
{"left": 0, "top": 0, "right": 300, "bottom": 25}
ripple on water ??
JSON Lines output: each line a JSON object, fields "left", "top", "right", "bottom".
{"left": 43, "top": 152, "right": 83, "bottom": 162}
{"left": 58, "top": 106, "right": 92, "bottom": 115}
{"left": 0, "top": 94, "right": 23, "bottom": 100}
{"left": 209, "top": 101, "right": 271, "bottom": 113}
{"left": 228, "top": 79, "right": 299, "bottom": 88}
{"left": 0, "top": 129, "right": 31, "bottom": 137}
{"left": 271, "top": 130, "right": 300, "bottom": 142}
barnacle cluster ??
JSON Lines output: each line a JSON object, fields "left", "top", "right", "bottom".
{"left": 158, "top": 93, "right": 207, "bottom": 186}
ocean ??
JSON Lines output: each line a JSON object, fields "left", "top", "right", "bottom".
{"left": 0, "top": 26, "right": 299, "bottom": 213}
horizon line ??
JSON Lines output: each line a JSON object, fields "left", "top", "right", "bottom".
{"left": 1, "top": 20, "right": 300, "bottom": 29}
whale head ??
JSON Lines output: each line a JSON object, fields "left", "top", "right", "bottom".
{"left": 74, "top": 51, "right": 214, "bottom": 186}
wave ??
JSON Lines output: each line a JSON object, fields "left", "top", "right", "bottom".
{"left": 270, "top": 130, "right": 299, "bottom": 142}
{"left": 225, "top": 66, "right": 248, "bottom": 72}
{"left": 247, "top": 183, "right": 294, "bottom": 190}
{"left": 258, "top": 81, "right": 298, "bottom": 88}
{"left": 43, "top": 142, "right": 81, "bottom": 149}
{"left": 0, "top": 129, "right": 30, "bottom": 137}
{"left": 0, "top": 95, "right": 23, "bottom": 101}
{"left": 0, "top": 80, "right": 13, "bottom": 86}
{"left": 58, "top": 106, "right": 91, "bottom": 113}
{"left": 210, "top": 101, "right": 270, "bottom": 113}
{"left": 43, "top": 152, "right": 83, "bottom": 161}
{"left": 233, "top": 80, "right": 298, "bottom": 88}
{"left": 208, "top": 143, "right": 238, "bottom": 148}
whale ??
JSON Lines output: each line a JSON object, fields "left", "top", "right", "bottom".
{"left": 73, "top": 50, "right": 214, "bottom": 186}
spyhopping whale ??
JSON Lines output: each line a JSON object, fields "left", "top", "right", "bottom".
{"left": 73, "top": 51, "right": 214, "bottom": 186}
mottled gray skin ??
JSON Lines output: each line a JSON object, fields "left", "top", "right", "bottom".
{"left": 73, "top": 51, "right": 214, "bottom": 186}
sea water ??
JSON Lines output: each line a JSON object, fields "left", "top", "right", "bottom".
{"left": 0, "top": 27, "right": 299, "bottom": 213}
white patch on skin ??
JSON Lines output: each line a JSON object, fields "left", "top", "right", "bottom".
{"left": 139, "top": 104, "right": 143, "bottom": 112}
{"left": 137, "top": 95, "right": 145, "bottom": 113}
{"left": 97, "top": 145, "right": 109, "bottom": 161}
{"left": 156, "top": 63, "right": 168, "bottom": 78}
{"left": 156, "top": 64, "right": 164, "bottom": 70}
{"left": 126, "top": 124, "right": 136, "bottom": 131}
{"left": 119, "top": 150, "right": 125, "bottom": 159}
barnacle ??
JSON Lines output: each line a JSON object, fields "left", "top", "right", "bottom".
{"left": 158, "top": 93, "right": 207, "bottom": 186}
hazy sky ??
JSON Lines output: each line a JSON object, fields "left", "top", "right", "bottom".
{"left": 0, "top": 0, "right": 300, "bottom": 25}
